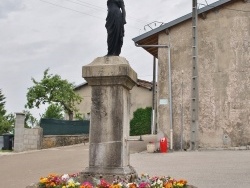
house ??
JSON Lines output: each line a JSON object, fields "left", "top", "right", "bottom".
{"left": 74, "top": 79, "right": 153, "bottom": 120}
{"left": 133, "top": 0, "right": 250, "bottom": 149}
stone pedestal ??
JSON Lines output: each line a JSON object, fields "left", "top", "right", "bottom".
{"left": 14, "top": 113, "right": 25, "bottom": 152}
{"left": 81, "top": 56, "right": 137, "bottom": 182}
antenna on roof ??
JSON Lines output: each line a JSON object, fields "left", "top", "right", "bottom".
{"left": 143, "top": 21, "right": 164, "bottom": 31}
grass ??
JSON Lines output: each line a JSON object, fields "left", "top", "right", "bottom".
{"left": 0, "top": 149, "right": 13, "bottom": 152}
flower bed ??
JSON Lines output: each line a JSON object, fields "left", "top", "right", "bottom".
{"left": 38, "top": 173, "right": 188, "bottom": 188}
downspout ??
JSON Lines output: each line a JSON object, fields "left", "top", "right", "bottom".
{"left": 134, "top": 43, "right": 173, "bottom": 151}
{"left": 166, "top": 35, "right": 173, "bottom": 151}
{"left": 152, "top": 56, "right": 156, "bottom": 134}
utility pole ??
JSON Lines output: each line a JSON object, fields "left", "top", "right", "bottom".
{"left": 191, "top": 0, "right": 199, "bottom": 150}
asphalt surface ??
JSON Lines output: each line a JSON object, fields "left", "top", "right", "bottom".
{"left": 0, "top": 139, "right": 250, "bottom": 188}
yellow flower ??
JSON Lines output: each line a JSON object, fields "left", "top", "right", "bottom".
{"left": 39, "top": 177, "right": 48, "bottom": 184}
{"left": 176, "top": 183, "right": 183, "bottom": 187}
{"left": 67, "top": 182, "right": 76, "bottom": 187}
{"left": 110, "top": 184, "right": 121, "bottom": 188}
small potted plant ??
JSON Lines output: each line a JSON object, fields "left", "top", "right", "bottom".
{"left": 147, "top": 141, "right": 156, "bottom": 153}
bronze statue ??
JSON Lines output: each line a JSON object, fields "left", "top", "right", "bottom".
{"left": 105, "top": 0, "right": 126, "bottom": 56}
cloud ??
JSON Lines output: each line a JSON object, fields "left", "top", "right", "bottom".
{"left": 0, "top": 0, "right": 24, "bottom": 19}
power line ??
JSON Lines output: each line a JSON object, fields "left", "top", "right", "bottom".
{"left": 75, "top": 0, "right": 150, "bottom": 24}
{"left": 74, "top": 0, "right": 105, "bottom": 11}
{"left": 65, "top": 0, "right": 106, "bottom": 12}
{"left": 38, "top": 0, "right": 140, "bottom": 30}
{"left": 68, "top": 0, "right": 149, "bottom": 24}
{"left": 39, "top": 0, "right": 103, "bottom": 20}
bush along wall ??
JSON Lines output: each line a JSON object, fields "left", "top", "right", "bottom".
{"left": 130, "top": 107, "right": 152, "bottom": 136}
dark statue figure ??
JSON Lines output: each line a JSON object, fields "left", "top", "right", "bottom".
{"left": 105, "top": 0, "right": 126, "bottom": 56}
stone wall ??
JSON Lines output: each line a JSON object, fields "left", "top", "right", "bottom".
{"left": 14, "top": 113, "right": 43, "bottom": 152}
{"left": 42, "top": 135, "right": 88, "bottom": 149}
{"left": 23, "top": 128, "right": 43, "bottom": 151}
{"left": 13, "top": 113, "right": 90, "bottom": 151}
{"left": 158, "top": 1, "right": 250, "bottom": 149}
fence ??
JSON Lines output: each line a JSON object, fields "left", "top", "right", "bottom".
{"left": 40, "top": 119, "right": 90, "bottom": 135}
{"left": 0, "top": 136, "right": 3, "bottom": 149}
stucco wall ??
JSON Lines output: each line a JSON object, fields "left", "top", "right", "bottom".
{"left": 75, "top": 84, "right": 152, "bottom": 120}
{"left": 75, "top": 84, "right": 92, "bottom": 120}
{"left": 158, "top": 1, "right": 250, "bottom": 149}
{"left": 130, "top": 85, "right": 152, "bottom": 118}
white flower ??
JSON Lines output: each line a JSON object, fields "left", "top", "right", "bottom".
{"left": 156, "top": 179, "right": 163, "bottom": 186}
{"left": 75, "top": 182, "right": 80, "bottom": 186}
{"left": 62, "top": 174, "right": 70, "bottom": 181}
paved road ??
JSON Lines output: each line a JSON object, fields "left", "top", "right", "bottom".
{"left": 0, "top": 143, "right": 250, "bottom": 188}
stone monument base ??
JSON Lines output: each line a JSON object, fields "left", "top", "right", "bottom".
{"left": 80, "top": 165, "right": 137, "bottom": 183}
{"left": 81, "top": 56, "right": 138, "bottom": 183}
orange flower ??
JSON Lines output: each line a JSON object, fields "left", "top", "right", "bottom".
{"left": 49, "top": 182, "right": 56, "bottom": 187}
{"left": 110, "top": 185, "right": 121, "bottom": 188}
{"left": 164, "top": 182, "right": 173, "bottom": 188}
{"left": 178, "top": 179, "right": 187, "bottom": 185}
{"left": 128, "top": 183, "right": 137, "bottom": 188}
{"left": 81, "top": 185, "right": 92, "bottom": 188}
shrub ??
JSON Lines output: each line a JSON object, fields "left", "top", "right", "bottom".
{"left": 130, "top": 107, "right": 152, "bottom": 136}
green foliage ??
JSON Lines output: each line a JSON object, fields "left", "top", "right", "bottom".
{"left": 23, "top": 110, "right": 38, "bottom": 128}
{"left": 0, "top": 114, "right": 14, "bottom": 135}
{"left": 42, "top": 104, "right": 64, "bottom": 120}
{"left": 0, "top": 90, "right": 14, "bottom": 134}
{"left": 25, "top": 69, "right": 82, "bottom": 120}
{"left": 0, "top": 89, "right": 6, "bottom": 117}
{"left": 130, "top": 107, "right": 152, "bottom": 136}
{"left": 74, "top": 113, "right": 84, "bottom": 120}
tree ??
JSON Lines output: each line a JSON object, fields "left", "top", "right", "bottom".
{"left": 130, "top": 107, "right": 152, "bottom": 136}
{"left": 23, "top": 110, "right": 38, "bottom": 128}
{"left": 42, "top": 104, "right": 64, "bottom": 120}
{"left": 0, "top": 89, "right": 6, "bottom": 117}
{"left": 0, "top": 89, "right": 14, "bottom": 134}
{"left": 0, "top": 115, "right": 14, "bottom": 134}
{"left": 25, "top": 69, "right": 82, "bottom": 120}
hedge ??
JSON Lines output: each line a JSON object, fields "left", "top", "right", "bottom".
{"left": 130, "top": 107, "right": 152, "bottom": 136}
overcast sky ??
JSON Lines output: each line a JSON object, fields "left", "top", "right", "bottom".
{"left": 0, "top": 0, "right": 218, "bottom": 118}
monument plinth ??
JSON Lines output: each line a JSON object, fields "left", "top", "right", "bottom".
{"left": 81, "top": 56, "right": 137, "bottom": 182}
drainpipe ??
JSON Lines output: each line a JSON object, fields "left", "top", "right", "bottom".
{"left": 152, "top": 56, "right": 156, "bottom": 134}
{"left": 134, "top": 43, "right": 173, "bottom": 151}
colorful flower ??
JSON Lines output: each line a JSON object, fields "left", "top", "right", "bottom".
{"left": 80, "top": 181, "right": 93, "bottom": 188}
{"left": 38, "top": 173, "right": 188, "bottom": 188}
